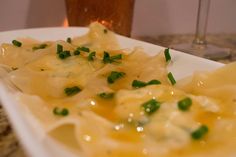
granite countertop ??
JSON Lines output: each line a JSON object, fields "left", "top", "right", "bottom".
{"left": 0, "top": 34, "right": 236, "bottom": 157}
{"left": 136, "top": 34, "right": 236, "bottom": 63}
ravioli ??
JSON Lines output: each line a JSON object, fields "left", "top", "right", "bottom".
{"left": 1, "top": 22, "right": 236, "bottom": 157}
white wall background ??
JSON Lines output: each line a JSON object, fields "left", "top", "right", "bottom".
{"left": 133, "top": 0, "right": 236, "bottom": 36}
{"left": 0, "top": 0, "right": 235, "bottom": 36}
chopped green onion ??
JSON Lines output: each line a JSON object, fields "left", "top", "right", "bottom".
{"left": 98, "top": 92, "right": 114, "bottom": 99}
{"left": 103, "top": 51, "right": 111, "bottom": 63}
{"left": 142, "top": 99, "right": 161, "bottom": 115}
{"left": 53, "top": 107, "right": 69, "bottom": 116}
{"left": 110, "top": 54, "right": 122, "bottom": 60}
{"left": 64, "top": 86, "right": 81, "bottom": 96}
{"left": 178, "top": 97, "right": 192, "bottom": 111}
{"left": 107, "top": 71, "right": 125, "bottom": 84}
{"left": 167, "top": 72, "right": 176, "bottom": 85}
{"left": 191, "top": 125, "right": 209, "bottom": 140}
{"left": 66, "top": 37, "right": 72, "bottom": 43}
{"left": 57, "top": 44, "right": 63, "bottom": 53}
{"left": 58, "top": 50, "right": 71, "bottom": 59}
{"left": 88, "top": 51, "right": 96, "bottom": 61}
{"left": 132, "top": 80, "right": 147, "bottom": 88}
{"left": 164, "top": 48, "right": 171, "bottom": 62}
{"left": 103, "top": 51, "right": 122, "bottom": 64}
{"left": 147, "top": 79, "right": 161, "bottom": 85}
{"left": 32, "top": 43, "right": 47, "bottom": 50}
{"left": 73, "top": 49, "right": 80, "bottom": 55}
{"left": 103, "top": 29, "right": 108, "bottom": 34}
{"left": 132, "top": 79, "right": 161, "bottom": 88}
{"left": 12, "top": 40, "right": 22, "bottom": 47}
{"left": 78, "top": 46, "right": 90, "bottom": 52}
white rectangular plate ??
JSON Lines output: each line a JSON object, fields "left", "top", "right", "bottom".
{"left": 0, "top": 27, "right": 223, "bottom": 157}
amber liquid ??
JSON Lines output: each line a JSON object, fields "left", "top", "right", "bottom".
{"left": 65, "top": 0, "right": 135, "bottom": 37}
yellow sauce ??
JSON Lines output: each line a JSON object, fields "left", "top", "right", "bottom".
{"left": 1, "top": 22, "right": 236, "bottom": 157}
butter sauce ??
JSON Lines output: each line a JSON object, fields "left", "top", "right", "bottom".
{"left": 1, "top": 23, "right": 236, "bottom": 157}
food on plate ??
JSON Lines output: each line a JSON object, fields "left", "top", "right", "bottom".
{"left": 1, "top": 22, "right": 236, "bottom": 157}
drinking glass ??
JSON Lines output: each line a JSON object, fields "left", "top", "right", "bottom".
{"left": 65, "top": 0, "right": 135, "bottom": 37}
{"left": 171, "top": 0, "right": 230, "bottom": 60}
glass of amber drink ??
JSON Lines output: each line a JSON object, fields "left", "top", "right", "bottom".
{"left": 65, "top": 0, "right": 135, "bottom": 37}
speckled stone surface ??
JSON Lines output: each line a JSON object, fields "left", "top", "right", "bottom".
{"left": 136, "top": 34, "right": 236, "bottom": 63}
{"left": 0, "top": 106, "right": 26, "bottom": 157}
{"left": 0, "top": 34, "right": 236, "bottom": 157}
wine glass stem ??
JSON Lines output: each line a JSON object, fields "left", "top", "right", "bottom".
{"left": 193, "top": 0, "right": 211, "bottom": 46}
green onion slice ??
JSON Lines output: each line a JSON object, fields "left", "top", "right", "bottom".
{"left": 98, "top": 92, "right": 114, "bottom": 99}
{"left": 103, "top": 51, "right": 122, "bottom": 63}
{"left": 66, "top": 37, "right": 72, "bottom": 43}
{"left": 167, "top": 72, "right": 176, "bottom": 85}
{"left": 78, "top": 46, "right": 90, "bottom": 52}
{"left": 178, "top": 97, "right": 192, "bottom": 111}
{"left": 107, "top": 71, "right": 125, "bottom": 84}
{"left": 132, "top": 79, "right": 161, "bottom": 88}
{"left": 74, "top": 49, "right": 80, "bottom": 55}
{"left": 164, "top": 48, "right": 171, "bottom": 62}
{"left": 191, "top": 125, "right": 209, "bottom": 140}
{"left": 110, "top": 54, "right": 122, "bottom": 60}
{"left": 147, "top": 79, "right": 161, "bottom": 85}
{"left": 88, "top": 51, "right": 96, "bottom": 61}
{"left": 33, "top": 43, "right": 47, "bottom": 50}
{"left": 132, "top": 80, "right": 147, "bottom": 88}
{"left": 142, "top": 99, "right": 161, "bottom": 115}
{"left": 64, "top": 86, "right": 81, "bottom": 96}
{"left": 53, "top": 107, "right": 69, "bottom": 116}
{"left": 57, "top": 44, "right": 63, "bottom": 53}
{"left": 58, "top": 50, "right": 71, "bottom": 59}
{"left": 12, "top": 40, "right": 22, "bottom": 47}
{"left": 104, "top": 29, "right": 108, "bottom": 34}
{"left": 103, "top": 51, "right": 111, "bottom": 63}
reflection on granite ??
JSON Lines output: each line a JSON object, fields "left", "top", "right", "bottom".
{"left": 136, "top": 34, "right": 236, "bottom": 63}
{"left": 0, "top": 34, "right": 236, "bottom": 157}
